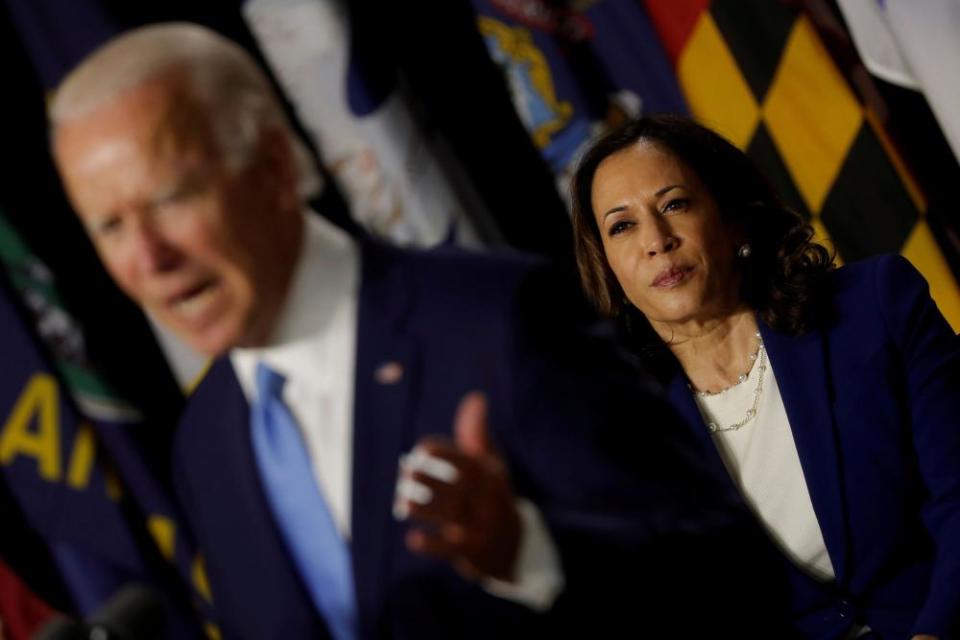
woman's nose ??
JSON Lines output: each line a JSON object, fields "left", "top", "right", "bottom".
{"left": 644, "top": 222, "right": 678, "bottom": 257}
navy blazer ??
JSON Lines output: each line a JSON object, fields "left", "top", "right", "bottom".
{"left": 666, "top": 255, "right": 960, "bottom": 639}
{"left": 173, "top": 239, "right": 787, "bottom": 639}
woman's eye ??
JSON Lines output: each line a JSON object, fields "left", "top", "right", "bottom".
{"left": 662, "top": 198, "right": 689, "bottom": 213}
{"left": 609, "top": 220, "right": 633, "bottom": 236}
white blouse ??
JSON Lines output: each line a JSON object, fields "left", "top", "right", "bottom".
{"left": 693, "top": 345, "right": 835, "bottom": 581}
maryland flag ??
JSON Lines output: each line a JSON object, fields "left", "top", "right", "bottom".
{"left": 642, "top": 0, "right": 960, "bottom": 330}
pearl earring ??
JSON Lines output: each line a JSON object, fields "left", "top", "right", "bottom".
{"left": 737, "top": 243, "right": 752, "bottom": 258}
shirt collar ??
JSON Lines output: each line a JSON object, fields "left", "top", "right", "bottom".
{"left": 232, "top": 211, "right": 359, "bottom": 402}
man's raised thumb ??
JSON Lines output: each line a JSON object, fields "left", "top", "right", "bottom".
{"left": 454, "top": 391, "right": 493, "bottom": 458}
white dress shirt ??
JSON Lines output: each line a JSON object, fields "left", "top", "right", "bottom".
{"left": 233, "top": 212, "right": 359, "bottom": 537}
{"left": 232, "top": 212, "right": 562, "bottom": 609}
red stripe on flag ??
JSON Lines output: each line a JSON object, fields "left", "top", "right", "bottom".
{"left": 0, "top": 559, "right": 57, "bottom": 639}
{"left": 642, "top": 0, "right": 711, "bottom": 65}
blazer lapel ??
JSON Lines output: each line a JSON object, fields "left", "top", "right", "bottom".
{"left": 666, "top": 374, "right": 743, "bottom": 498}
{"left": 760, "top": 324, "right": 849, "bottom": 581}
{"left": 350, "top": 240, "right": 418, "bottom": 634}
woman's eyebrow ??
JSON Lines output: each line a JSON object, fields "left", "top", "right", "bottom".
{"left": 602, "top": 205, "right": 628, "bottom": 220}
{"left": 602, "top": 183, "right": 685, "bottom": 219}
{"left": 656, "top": 184, "right": 683, "bottom": 197}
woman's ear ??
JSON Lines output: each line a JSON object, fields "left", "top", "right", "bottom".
{"left": 725, "top": 218, "right": 750, "bottom": 255}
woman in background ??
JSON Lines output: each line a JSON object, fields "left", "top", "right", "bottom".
{"left": 571, "top": 115, "right": 960, "bottom": 640}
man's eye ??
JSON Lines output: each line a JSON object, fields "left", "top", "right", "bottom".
{"left": 155, "top": 187, "right": 192, "bottom": 209}
{"left": 154, "top": 174, "right": 207, "bottom": 210}
{"left": 94, "top": 217, "right": 122, "bottom": 237}
{"left": 662, "top": 198, "right": 689, "bottom": 213}
{"left": 155, "top": 192, "right": 183, "bottom": 208}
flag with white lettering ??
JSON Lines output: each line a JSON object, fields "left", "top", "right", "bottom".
{"left": 0, "top": 210, "right": 207, "bottom": 637}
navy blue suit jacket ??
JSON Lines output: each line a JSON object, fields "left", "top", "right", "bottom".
{"left": 667, "top": 255, "right": 960, "bottom": 639}
{"left": 174, "top": 239, "right": 787, "bottom": 639}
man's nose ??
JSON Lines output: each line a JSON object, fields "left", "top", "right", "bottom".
{"left": 130, "top": 219, "right": 181, "bottom": 275}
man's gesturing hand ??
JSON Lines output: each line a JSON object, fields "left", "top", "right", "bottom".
{"left": 395, "top": 391, "right": 522, "bottom": 583}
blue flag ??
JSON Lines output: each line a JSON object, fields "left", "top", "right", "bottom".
{"left": 471, "top": 0, "right": 686, "bottom": 189}
{"left": 0, "top": 210, "right": 208, "bottom": 637}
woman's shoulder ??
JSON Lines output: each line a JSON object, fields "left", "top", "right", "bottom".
{"left": 825, "top": 253, "right": 938, "bottom": 336}
{"left": 828, "top": 253, "right": 927, "bottom": 300}
{"left": 830, "top": 252, "right": 914, "bottom": 282}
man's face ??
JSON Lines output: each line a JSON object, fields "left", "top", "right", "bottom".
{"left": 53, "top": 74, "right": 302, "bottom": 357}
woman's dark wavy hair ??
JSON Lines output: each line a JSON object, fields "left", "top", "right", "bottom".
{"left": 571, "top": 114, "right": 834, "bottom": 347}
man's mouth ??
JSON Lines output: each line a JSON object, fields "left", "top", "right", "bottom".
{"left": 168, "top": 280, "right": 220, "bottom": 319}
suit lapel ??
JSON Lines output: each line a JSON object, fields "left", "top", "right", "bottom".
{"left": 187, "top": 359, "right": 328, "bottom": 637}
{"left": 760, "top": 324, "right": 849, "bottom": 581}
{"left": 350, "top": 240, "right": 418, "bottom": 634}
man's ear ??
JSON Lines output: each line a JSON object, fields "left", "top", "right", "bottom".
{"left": 256, "top": 126, "right": 299, "bottom": 210}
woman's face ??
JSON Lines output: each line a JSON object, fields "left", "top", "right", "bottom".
{"left": 591, "top": 141, "right": 743, "bottom": 330}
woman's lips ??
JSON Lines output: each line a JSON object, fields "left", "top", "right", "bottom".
{"left": 652, "top": 266, "right": 693, "bottom": 288}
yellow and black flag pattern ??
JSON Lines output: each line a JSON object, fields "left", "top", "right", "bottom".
{"left": 645, "top": 0, "right": 960, "bottom": 330}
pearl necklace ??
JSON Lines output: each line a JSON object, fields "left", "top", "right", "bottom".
{"left": 690, "top": 332, "right": 767, "bottom": 433}
{"left": 690, "top": 331, "right": 763, "bottom": 397}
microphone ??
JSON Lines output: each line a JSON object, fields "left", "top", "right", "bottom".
{"left": 34, "top": 585, "right": 165, "bottom": 640}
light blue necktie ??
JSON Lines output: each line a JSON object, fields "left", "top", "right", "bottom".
{"left": 250, "top": 362, "right": 358, "bottom": 640}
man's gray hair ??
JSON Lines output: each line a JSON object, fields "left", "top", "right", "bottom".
{"left": 49, "top": 22, "right": 320, "bottom": 198}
